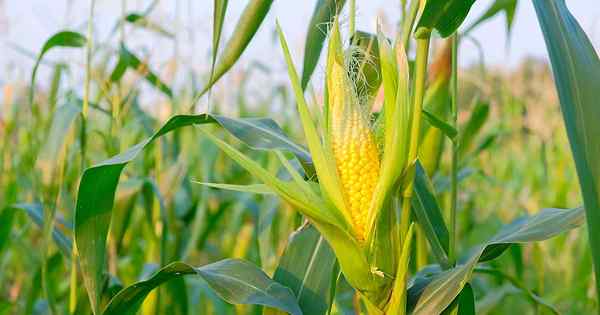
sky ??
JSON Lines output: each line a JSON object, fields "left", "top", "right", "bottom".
{"left": 0, "top": 0, "right": 599, "bottom": 87}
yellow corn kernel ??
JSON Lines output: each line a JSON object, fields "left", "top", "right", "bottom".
{"left": 329, "top": 62, "right": 380, "bottom": 241}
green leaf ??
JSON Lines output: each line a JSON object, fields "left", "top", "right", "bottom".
{"left": 193, "top": 182, "right": 274, "bottom": 195}
{"left": 458, "top": 101, "right": 489, "bottom": 157}
{"left": 10, "top": 203, "right": 72, "bottom": 257}
{"left": 415, "top": 0, "right": 476, "bottom": 38}
{"left": 0, "top": 208, "right": 16, "bottom": 255}
{"left": 209, "top": 0, "right": 229, "bottom": 91}
{"left": 474, "top": 266, "right": 560, "bottom": 314}
{"left": 533, "top": 0, "right": 600, "bottom": 302}
{"left": 422, "top": 109, "right": 457, "bottom": 140}
{"left": 109, "top": 45, "right": 173, "bottom": 98}
{"left": 74, "top": 114, "right": 312, "bottom": 313}
{"left": 301, "top": 0, "right": 346, "bottom": 89}
{"left": 124, "top": 13, "right": 174, "bottom": 38}
{"left": 197, "top": 0, "right": 274, "bottom": 97}
{"left": 271, "top": 224, "right": 337, "bottom": 315}
{"left": 386, "top": 224, "right": 415, "bottom": 315}
{"left": 29, "top": 31, "right": 86, "bottom": 105}
{"left": 464, "top": 0, "right": 518, "bottom": 35}
{"left": 212, "top": 115, "right": 312, "bottom": 168}
{"left": 456, "top": 284, "right": 475, "bottom": 315}
{"left": 102, "top": 259, "right": 302, "bottom": 315}
{"left": 36, "top": 101, "right": 81, "bottom": 184}
{"left": 409, "top": 207, "right": 585, "bottom": 314}
{"left": 277, "top": 21, "right": 349, "bottom": 222}
{"left": 412, "top": 162, "right": 450, "bottom": 268}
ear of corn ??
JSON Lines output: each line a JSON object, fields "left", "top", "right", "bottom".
{"left": 327, "top": 22, "right": 381, "bottom": 242}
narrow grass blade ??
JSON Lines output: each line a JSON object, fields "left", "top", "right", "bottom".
{"left": 102, "top": 259, "right": 302, "bottom": 315}
{"left": 533, "top": 0, "right": 600, "bottom": 305}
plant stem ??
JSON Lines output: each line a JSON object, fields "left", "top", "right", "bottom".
{"left": 400, "top": 37, "right": 430, "bottom": 242}
{"left": 449, "top": 33, "right": 459, "bottom": 266}
{"left": 400, "top": 0, "right": 420, "bottom": 51}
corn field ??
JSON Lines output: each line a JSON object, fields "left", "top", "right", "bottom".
{"left": 1, "top": 0, "right": 599, "bottom": 314}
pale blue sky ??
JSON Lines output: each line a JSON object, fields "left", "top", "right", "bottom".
{"left": 1, "top": 1, "right": 599, "bottom": 86}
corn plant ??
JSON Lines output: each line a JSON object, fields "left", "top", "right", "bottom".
{"left": 1, "top": 0, "right": 598, "bottom": 314}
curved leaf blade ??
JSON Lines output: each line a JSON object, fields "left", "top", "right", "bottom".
{"left": 29, "top": 31, "right": 86, "bottom": 105}
{"left": 109, "top": 45, "right": 173, "bottom": 98}
{"left": 197, "top": 0, "right": 274, "bottom": 97}
{"left": 102, "top": 259, "right": 302, "bottom": 315}
{"left": 74, "top": 113, "right": 311, "bottom": 313}
{"left": 272, "top": 224, "right": 337, "bottom": 315}
{"left": 412, "top": 162, "right": 450, "bottom": 268}
{"left": 410, "top": 207, "right": 585, "bottom": 314}
{"left": 533, "top": 0, "right": 600, "bottom": 303}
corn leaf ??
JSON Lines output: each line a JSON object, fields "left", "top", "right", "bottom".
{"left": 473, "top": 267, "right": 560, "bottom": 314}
{"left": 74, "top": 113, "right": 311, "bottom": 314}
{"left": 301, "top": 0, "right": 347, "bottom": 89}
{"left": 409, "top": 207, "right": 585, "bottom": 314}
{"left": 36, "top": 101, "right": 81, "bottom": 185}
{"left": 456, "top": 284, "right": 475, "bottom": 315}
{"left": 212, "top": 115, "right": 312, "bottom": 167}
{"left": 458, "top": 101, "right": 490, "bottom": 157}
{"left": 209, "top": 0, "right": 229, "bottom": 92}
{"left": 193, "top": 182, "right": 274, "bottom": 195}
{"left": 29, "top": 31, "right": 86, "bottom": 105}
{"left": 270, "top": 224, "right": 337, "bottom": 315}
{"left": 197, "top": 0, "right": 274, "bottom": 97}
{"left": 386, "top": 224, "right": 415, "bottom": 315}
{"left": 124, "top": 13, "right": 174, "bottom": 38}
{"left": 422, "top": 109, "right": 457, "bottom": 140}
{"left": 109, "top": 45, "right": 173, "bottom": 98}
{"left": 277, "top": 22, "right": 348, "bottom": 221}
{"left": 415, "top": 0, "right": 476, "bottom": 38}
{"left": 102, "top": 259, "right": 302, "bottom": 315}
{"left": 533, "top": 0, "right": 600, "bottom": 303}
{"left": 10, "top": 203, "right": 72, "bottom": 257}
{"left": 203, "top": 132, "right": 338, "bottom": 226}
{"left": 411, "top": 162, "right": 450, "bottom": 268}
{"left": 0, "top": 208, "right": 15, "bottom": 255}
{"left": 464, "top": 0, "right": 518, "bottom": 35}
